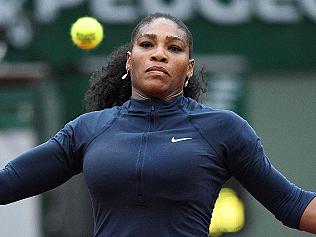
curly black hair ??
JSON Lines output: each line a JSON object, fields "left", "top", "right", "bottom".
{"left": 85, "top": 13, "right": 207, "bottom": 111}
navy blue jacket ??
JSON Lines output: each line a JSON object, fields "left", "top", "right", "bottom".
{"left": 1, "top": 96, "right": 315, "bottom": 236}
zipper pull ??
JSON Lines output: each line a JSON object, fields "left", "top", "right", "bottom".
{"left": 150, "top": 105, "right": 155, "bottom": 128}
{"left": 150, "top": 105, "right": 155, "bottom": 122}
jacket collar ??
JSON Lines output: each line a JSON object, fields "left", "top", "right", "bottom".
{"left": 123, "top": 95, "right": 186, "bottom": 113}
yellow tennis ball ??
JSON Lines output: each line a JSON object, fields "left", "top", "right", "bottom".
{"left": 70, "top": 17, "right": 104, "bottom": 49}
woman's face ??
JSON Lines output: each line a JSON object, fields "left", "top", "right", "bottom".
{"left": 127, "top": 18, "right": 194, "bottom": 99}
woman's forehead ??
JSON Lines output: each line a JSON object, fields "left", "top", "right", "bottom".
{"left": 136, "top": 18, "right": 188, "bottom": 43}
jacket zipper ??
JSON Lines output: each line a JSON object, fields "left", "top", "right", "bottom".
{"left": 136, "top": 105, "right": 155, "bottom": 204}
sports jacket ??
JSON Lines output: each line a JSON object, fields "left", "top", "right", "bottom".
{"left": 1, "top": 95, "right": 315, "bottom": 236}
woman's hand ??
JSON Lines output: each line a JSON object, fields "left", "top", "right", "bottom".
{"left": 300, "top": 197, "right": 316, "bottom": 234}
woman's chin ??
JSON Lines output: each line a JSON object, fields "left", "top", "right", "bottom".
{"left": 141, "top": 81, "right": 170, "bottom": 97}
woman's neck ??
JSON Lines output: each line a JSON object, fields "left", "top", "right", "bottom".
{"left": 131, "top": 89, "right": 151, "bottom": 100}
{"left": 131, "top": 89, "right": 183, "bottom": 101}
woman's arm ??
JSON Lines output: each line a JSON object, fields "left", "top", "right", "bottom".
{"left": 0, "top": 139, "right": 80, "bottom": 204}
{"left": 300, "top": 197, "right": 316, "bottom": 233}
{"left": 227, "top": 121, "right": 316, "bottom": 231}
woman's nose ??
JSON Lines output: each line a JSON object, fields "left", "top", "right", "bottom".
{"left": 150, "top": 47, "right": 168, "bottom": 63}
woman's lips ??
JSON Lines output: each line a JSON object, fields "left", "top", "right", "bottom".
{"left": 146, "top": 66, "right": 170, "bottom": 76}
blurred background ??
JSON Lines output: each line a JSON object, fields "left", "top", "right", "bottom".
{"left": 0, "top": 1, "right": 316, "bottom": 236}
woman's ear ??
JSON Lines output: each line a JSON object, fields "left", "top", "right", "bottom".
{"left": 187, "top": 59, "right": 195, "bottom": 78}
{"left": 126, "top": 51, "right": 132, "bottom": 70}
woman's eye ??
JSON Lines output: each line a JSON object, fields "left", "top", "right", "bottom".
{"left": 140, "top": 42, "right": 153, "bottom": 48}
{"left": 169, "top": 45, "right": 182, "bottom": 53}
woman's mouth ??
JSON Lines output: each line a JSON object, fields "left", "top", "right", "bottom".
{"left": 146, "top": 66, "right": 170, "bottom": 76}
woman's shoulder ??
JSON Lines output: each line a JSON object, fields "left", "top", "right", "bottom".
{"left": 62, "top": 106, "right": 121, "bottom": 138}
{"left": 185, "top": 98, "right": 257, "bottom": 157}
{"left": 185, "top": 97, "right": 246, "bottom": 128}
{"left": 76, "top": 106, "right": 120, "bottom": 123}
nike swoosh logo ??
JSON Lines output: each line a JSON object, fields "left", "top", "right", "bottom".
{"left": 171, "top": 137, "right": 192, "bottom": 143}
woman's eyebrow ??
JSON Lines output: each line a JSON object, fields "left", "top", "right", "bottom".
{"left": 166, "top": 35, "right": 186, "bottom": 45}
{"left": 137, "top": 34, "right": 186, "bottom": 44}
{"left": 137, "top": 33, "right": 157, "bottom": 40}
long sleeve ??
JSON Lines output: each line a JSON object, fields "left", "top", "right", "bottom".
{"left": 0, "top": 139, "right": 81, "bottom": 205}
{"left": 0, "top": 109, "right": 114, "bottom": 205}
{"left": 227, "top": 121, "right": 316, "bottom": 229}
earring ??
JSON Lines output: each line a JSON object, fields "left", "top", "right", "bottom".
{"left": 122, "top": 68, "right": 129, "bottom": 80}
{"left": 184, "top": 76, "right": 190, "bottom": 87}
